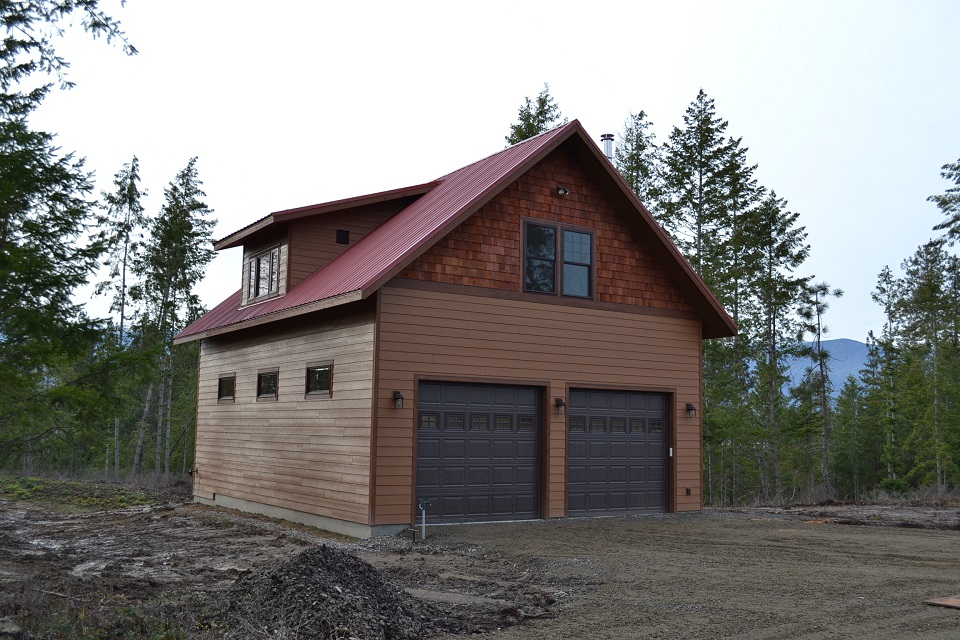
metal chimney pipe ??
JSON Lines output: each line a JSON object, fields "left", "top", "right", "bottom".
{"left": 601, "top": 133, "right": 614, "bottom": 162}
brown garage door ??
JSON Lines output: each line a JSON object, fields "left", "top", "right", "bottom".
{"left": 416, "top": 381, "right": 541, "bottom": 524}
{"left": 568, "top": 389, "right": 667, "bottom": 515}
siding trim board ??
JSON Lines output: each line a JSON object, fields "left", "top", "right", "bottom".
{"left": 387, "top": 277, "right": 702, "bottom": 324}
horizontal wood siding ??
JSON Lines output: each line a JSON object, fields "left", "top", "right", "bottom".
{"left": 288, "top": 204, "right": 398, "bottom": 288}
{"left": 194, "top": 310, "right": 375, "bottom": 525}
{"left": 373, "top": 286, "right": 703, "bottom": 525}
{"left": 398, "top": 145, "right": 695, "bottom": 312}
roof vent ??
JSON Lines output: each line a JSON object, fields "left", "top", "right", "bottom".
{"left": 601, "top": 134, "right": 614, "bottom": 162}
{"left": 336, "top": 229, "right": 350, "bottom": 245}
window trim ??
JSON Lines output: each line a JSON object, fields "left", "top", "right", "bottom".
{"left": 217, "top": 373, "right": 236, "bottom": 403}
{"left": 256, "top": 367, "right": 279, "bottom": 402}
{"left": 522, "top": 220, "right": 594, "bottom": 300}
{"left": 247, "top": 245, "right": 281, "bottom": 303}
{"left": 304, "top": 361, "right": 334, "bottom": 399}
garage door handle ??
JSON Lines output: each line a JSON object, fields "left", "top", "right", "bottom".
{"left": 669, "top": 447, "right": 673, "bottom": 457}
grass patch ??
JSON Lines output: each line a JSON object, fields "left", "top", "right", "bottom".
{"left": 13, "top": 587, "right": 201, "bottom": 640}
{"left": 0, "top": 475, "right": 166, "bottom": 512}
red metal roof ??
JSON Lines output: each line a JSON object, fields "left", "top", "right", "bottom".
{"left": 176, "top": 121, "right": 737, "bottom": 343}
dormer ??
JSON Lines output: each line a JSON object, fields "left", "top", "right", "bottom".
{"left": 212, "top": 182, "right": 438, "bottom": 309}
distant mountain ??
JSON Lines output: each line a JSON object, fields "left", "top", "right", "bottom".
{"left": 784, "top": 338, "right": 869, "bottom": 397}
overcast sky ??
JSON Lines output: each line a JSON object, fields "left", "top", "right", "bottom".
{"left": 33, "top": 0, "right": 960, "bottom": 342}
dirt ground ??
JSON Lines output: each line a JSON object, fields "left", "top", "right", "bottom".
{"left": 1, "top": 490, "right": 959, "bottom": 639}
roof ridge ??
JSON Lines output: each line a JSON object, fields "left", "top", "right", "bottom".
{"left": 435, "top": 120, "right": 580, "bottom": 182}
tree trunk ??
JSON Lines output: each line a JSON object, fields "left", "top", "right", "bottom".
{"left": 114, "top": 416, "right": 120, "bottom": 477}
{"left": 132, "top": 383, "right": 153, "bottom": 475}
{"left": 155, "top": 359, "right": 165, "bottom": 476}
{"left": 164, "top": 349, "right": 174, "bottom": 475}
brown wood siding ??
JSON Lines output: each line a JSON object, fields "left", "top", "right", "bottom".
{"left": 372, "top": 286, "right": 703, "bottom": 526}
{"left": 287, "top": 204, "right": 398, "bottom": 289}
{"left": 193, "top": 310, "right": 375, "bottom": 525}
{"left": 397, "top": 146, "right": 695, "bottom": 313}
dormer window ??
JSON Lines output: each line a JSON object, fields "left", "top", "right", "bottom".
{"left": 249, "top": 246, "right": 280, "bottom": 301}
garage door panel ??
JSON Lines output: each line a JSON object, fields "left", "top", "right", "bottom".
{"left": 439, "top": 495, "right": 464, "bottom": 517}
{"left": 418, "top": 381, "right": 541, "bottom": 524}
{"left": 466, "top": 466, "right": 488, "bottom": 484}
{"left": 417, "top": 468, "right": 439, "bottom": 486}
{"left": 441, "top": 439, "right": 466, "bottom": 459}
{"left": 608, "top": 465, "right": 628, "bottom": 483}
{"left": 568, "top": 389, "right": 668, "bottom": 516}
{"left": 441, "top": 467, "right": 465, "bottom": 486}
{"left": 517, "top": 441, "right": 537, "bottom": 457}
{"left": 420, "top": 441, "right": 440, "bottom": 459}
{"left": 629, "top": 466, "right": 646, "bottom": 482}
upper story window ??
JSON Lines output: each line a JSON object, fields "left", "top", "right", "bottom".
{"left": 524, "top": 222, "right": 593, "bottom": 298}
{"left": 248, "top": 246, "right": 280, "bottom": 301}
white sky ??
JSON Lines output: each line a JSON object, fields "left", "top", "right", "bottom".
{"left": 34, "top": 0, "right": 960, "bottom": 342}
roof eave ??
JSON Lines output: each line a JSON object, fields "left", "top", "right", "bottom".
{"left": 212, "top": 181, "right": 441, "bottom": 251}
{"left": 173, "top": 290, "right": 364, "bottom": 344}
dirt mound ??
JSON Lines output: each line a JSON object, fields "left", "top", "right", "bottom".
{"left": 212, "top": 544, "right": 449, "bottom": 639}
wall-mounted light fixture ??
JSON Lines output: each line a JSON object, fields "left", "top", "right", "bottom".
{"left": 556, "top": 185, "right": 571, "bottom": 196}
{"left": 555, "top": 397, "right": 566, "bottom": 414}
{"left": 686, "top": 402, "right": 698, "bottom": 418}
{"left": 393, "top": 391, "right": 404, "bottom": 410}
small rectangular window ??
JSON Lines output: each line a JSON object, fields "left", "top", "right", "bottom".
{"left": 217, "top": 375, "right": 235, "bottom": 402}
{"left": 305, "top": 363, "right": 333, "bottom": 397}
{"left": 419, "top": 413, "right": 439, "bottom": 430}
{"left": 257, "top": 369, "right": 278, "bottom": 401}
{"left": 470, "top": 414, "right": 490, "bottom": 431}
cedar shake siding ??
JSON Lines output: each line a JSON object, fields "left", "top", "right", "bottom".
{"left": 372, "top": 285, "right": 703, "bottom": 526}
{"left": 398, "top": 146, "right": 695, "bottom": 313}
{"left": 193, "top": 307, "right": 375, "bottom": 534}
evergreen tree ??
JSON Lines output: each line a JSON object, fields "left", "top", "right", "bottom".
{"left": 659, "top": 89, "right": 736, "bottom": 285}
{"left": 505, "top": 83, "right": 566, "bottom": 145}
{"left": 893, "top": 241, "right": 956, "bottom": 493}
{"left": 744, "top": 193, "right": 811, "bottom": 502}
{"left": 930, "top": 158, "right": 960, "bottom": 245}
{"left": 0, "top": 1, "right": 134, "bottom": 464}
{"left": 131, "top": 158, "right": 214, "bottom": 475}
{"left": 614, "top": 111, "right": 662, "bottom": 209}
{"left": 97, "top": 155, "right": 148, "bottom": 344}
{"left": 799, "top": 282, "right": 843, "bottom": 497}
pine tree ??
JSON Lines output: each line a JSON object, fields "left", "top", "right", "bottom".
{"left": 744, "top": 193, "right": 811, "bottom": 503}
{"left": 97, "top": 156, "right": 148, "bottom": 345}
{"left": 0, "top": 1, "right": 135, "bottom": 464}
{"left": 614, "top": 111, "right": 662, "bottom": 209}
{"left": 131, "top": 158, "right": 215, "bottom": 475}
{"left": 505, "top": 83, "right": 566, "bottom": 145}
{"left": 799, "top": 282, "right": 843, "bottom": 497}
{"left": 659, "top": 89, "right": 735, "bottom": 285}
{"left": 930, "top": 158, "right": 960, "bottom": 245}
